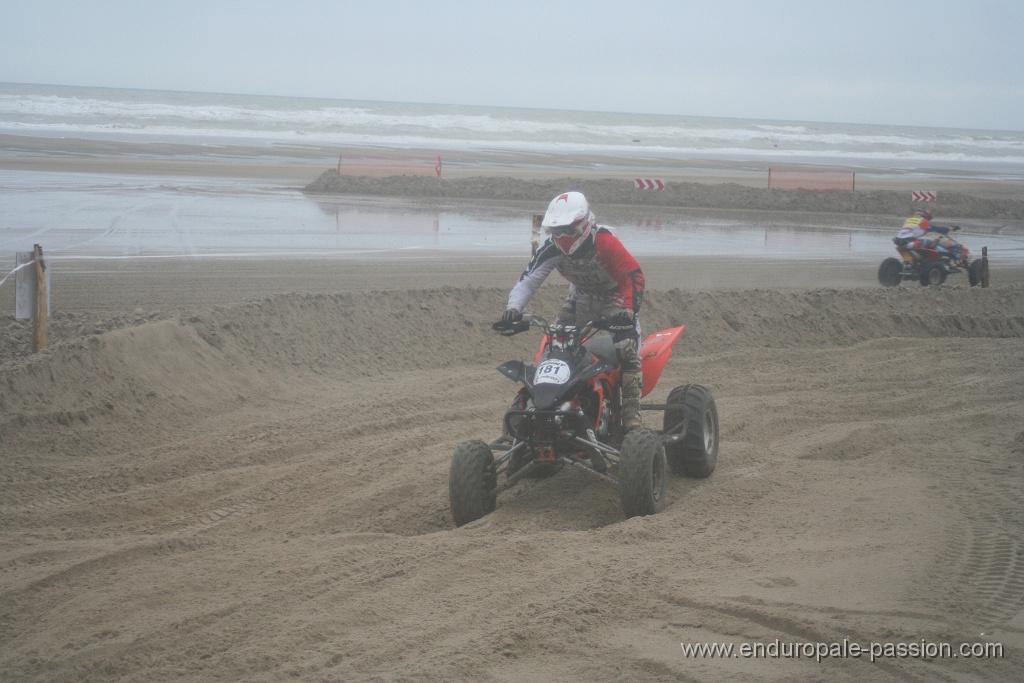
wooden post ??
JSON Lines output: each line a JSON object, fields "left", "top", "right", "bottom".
{"left": 982, "top": 246, "right": 990, "bottom": 288}
{"left": 32, "top": 244, "right": 47, "bottom": 353}
{"left": 531, "top": 213, "right": 544, "bottom": 254}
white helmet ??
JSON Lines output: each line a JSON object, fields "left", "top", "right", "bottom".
{"left": 542, "top": 191, "right": 595, "bottom": 255}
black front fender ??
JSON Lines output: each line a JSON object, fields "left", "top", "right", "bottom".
{"left": 498, "top": 360, "right": 535, "bottom": 391}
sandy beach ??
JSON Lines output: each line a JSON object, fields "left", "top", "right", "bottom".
{"left": 2, "top": 136, "right": 1024, "bottom": 681}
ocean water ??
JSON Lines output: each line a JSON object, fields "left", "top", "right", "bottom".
{"left": 1, "top": 83, "right": 1022, "bottom": 267}
{"left": 3, "top": 82, "right": 1024, "bottom": 176}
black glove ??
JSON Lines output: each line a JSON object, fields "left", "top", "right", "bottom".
{"left": 493, "top": 308, "right": 524, "bottom": 336}
{"left": 952, "top": 225, "right": 961, "bottom": 231}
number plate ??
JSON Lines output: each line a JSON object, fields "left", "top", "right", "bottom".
{"left": 534, "top": 359, "right": 571, "bottom": 385}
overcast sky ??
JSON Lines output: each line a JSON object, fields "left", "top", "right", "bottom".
{"left": 1, "top": 0, "right": 1021, "bottom": 131}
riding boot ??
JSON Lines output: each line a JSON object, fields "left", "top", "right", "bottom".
{"left": 621, "top": 371, "right": 643, "bottom": 432}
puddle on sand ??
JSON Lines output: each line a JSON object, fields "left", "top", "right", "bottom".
{"left": 2, "top": 171, "right": 1021, "bottom": 263}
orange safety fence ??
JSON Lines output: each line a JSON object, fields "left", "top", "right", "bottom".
{"left": 337, "top": 154, "right": 442, "bottom": 178}
{"left": 768, "top": 168, "right": 855, "bottom": 192}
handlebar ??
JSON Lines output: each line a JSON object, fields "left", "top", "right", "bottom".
{"left": 491, "top": 313, "right": 622, "bottom": 339}
{"left": 491, "top": 317, "right": 532, "bottom": 336}
{"left": 492, "top": 313, "right": 557, "bottom": 337}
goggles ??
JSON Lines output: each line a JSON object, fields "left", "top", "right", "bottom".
{"left": 545, "top": 219, "right": 585, "bottom": 238}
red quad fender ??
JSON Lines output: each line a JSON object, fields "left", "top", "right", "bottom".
{"left": 639, "top": 326, "right": 685, "bottom": 397}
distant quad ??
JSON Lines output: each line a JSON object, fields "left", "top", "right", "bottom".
{"left": 878, "top": 232, "right": 984, "bottom": 287}
{"left": 449, "top": 314, "right": 719, "bottom": 526}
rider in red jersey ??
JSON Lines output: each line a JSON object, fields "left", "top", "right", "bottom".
{"left": 500, "top": 191, "right": 647, "bottom": 431}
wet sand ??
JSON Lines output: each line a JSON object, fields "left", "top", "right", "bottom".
{"left": 1, "top": 253, "right": 1021, "bottom": 325}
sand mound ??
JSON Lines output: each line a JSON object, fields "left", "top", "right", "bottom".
{"left": 5, "top": 286, "right": 1022, "bottom": 436}
{"left": 3, "top": 285, "right": 1024, "bottom": 681}
{"left": 304, "top": 170, "right": 1024, "bottom": 220}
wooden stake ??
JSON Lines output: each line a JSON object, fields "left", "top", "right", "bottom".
{"left": 981, "top": 246, "right": 990, "bottom": 288}
{"left": 32, "top": 244, "right": 47, "bottom": 353}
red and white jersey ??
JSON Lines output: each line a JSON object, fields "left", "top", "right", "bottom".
{"left": 507, "top": 227, "right": 645, "bottom": 313}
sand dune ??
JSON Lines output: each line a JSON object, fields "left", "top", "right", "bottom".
{"left": 3, "top": 280, "right": 1024, "bottom": 681}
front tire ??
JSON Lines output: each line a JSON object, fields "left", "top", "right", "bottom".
{"left": 663, "top": 384, "right": 719, "bottom": 478}
{"left": 920, "top": 262, "right": 947, "bottom": 286}
{"left": 878, "top": 257, "right": 903, "bottom": 287}
{"left": 449, "top": 440, "right": 497, "bottom": 527}
{"left": 618, "top": 428, "right": 667, "bottom": 518}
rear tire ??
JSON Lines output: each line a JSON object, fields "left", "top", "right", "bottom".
{"left": 449, "top": 440, "right": 497, "bottom": 527}
{"left": 618, "top": 428, "right": 667, "bottom": 518}
{"left": 663, "top": 384, "right": 719, "bottom": 478}
{"left": 663, "top": 384, "right": 692, "bottom": 476}
{"left": 920, "top": 262, "right": 947, "bottom": 286}
{"left": 878, "top": 257, "right": 903, "bottom": 287}
{"left": 968, "top": 259, "right": 984, "bottom": 287}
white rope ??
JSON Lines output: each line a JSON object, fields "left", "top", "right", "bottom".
{"left": 0, "top": 259, "right": 36, "bottom": 289}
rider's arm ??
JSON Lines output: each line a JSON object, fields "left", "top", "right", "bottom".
{"left": 594, "top": 231, "right": 646, "bottom": 314}
{"left": 507, "top": 240, "right": 560, "bottom": 312}
{"left": 920, "top": 217, "right": 950, "bottom": 235}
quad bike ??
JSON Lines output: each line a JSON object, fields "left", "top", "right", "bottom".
{"left": 448, "top": 314, "right": 719, "bottom": 526}
{"left": 878, "top": 231, "right": 984, "bottom": 287}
